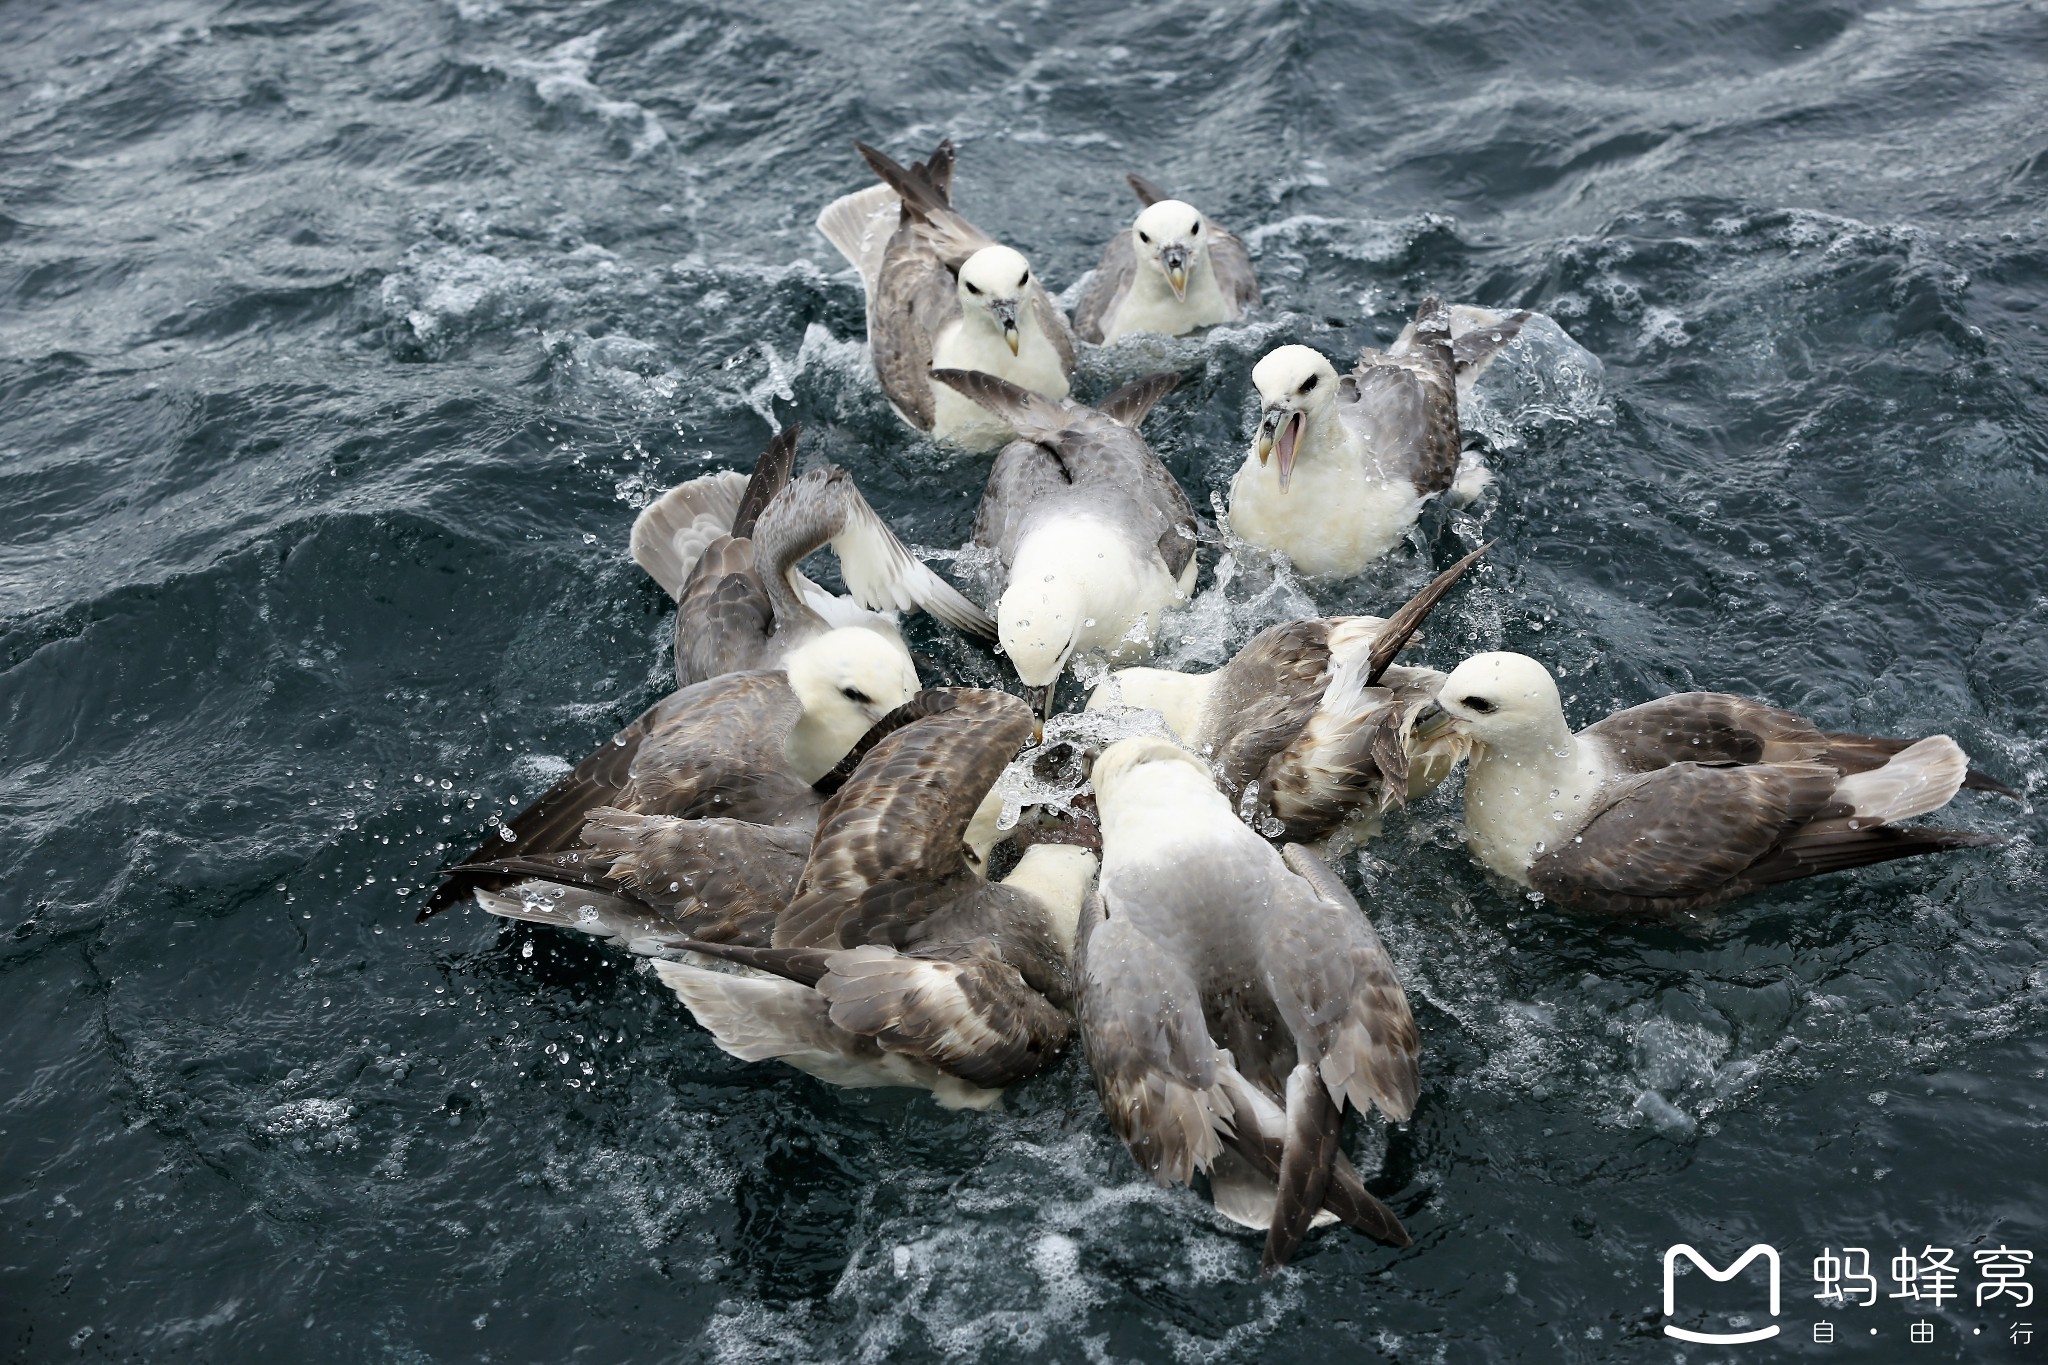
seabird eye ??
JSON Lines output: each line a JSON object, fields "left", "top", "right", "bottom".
{"left": 842, "top": 687, "right": 872, "bottom": 705}
{"left": 964, "top": 281, "right": 982, "bottom": 296}
{"left": 1461, "top": 696, "right": 1496, "bottom": 714}
{"left": 1191, "top": 221, "right": 1201, "bottom": 234}
{"left": 1018, "top": 271, "right": 1030, "bottom": 287}
{"left": 1137, "top": 231, "right": 1151, "bottom": 245}
{"left": 1298, "top": 374, "right": 1318, "bottom": 394}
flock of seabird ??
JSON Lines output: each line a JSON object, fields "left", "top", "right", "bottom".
{"left": 425, "top": 139, "right": 2013, "bottom": 1273}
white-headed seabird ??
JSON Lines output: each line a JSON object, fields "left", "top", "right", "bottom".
{"left": 657, "top": 688, "right": 1101, "bottom": 1110}
{"left": 816, "top": 139, "right": 1076, "bottom": 448}
{"left": 934, "top": 369, "right": 1199, "bottom": 724}
{"left": 1089, "top": 546, "right": 1487, "bottom": 846}
{"left": 1072, "top": 174, "right": 1260, "bottom": 344}
{"left": 1080, "top": 737, "right": 1419, "bottom": 1271}
{"left": 1412, "top": 651, "right": 2014, "bottom": 916}
{"left": 422, "top": 630, "right": 918, "bottom": 924}
{"left": 1228, "top": 296, "right": 1464, "bottom": 578}
{"left": 630, "top": 424, "right": 995, "bottom": 687}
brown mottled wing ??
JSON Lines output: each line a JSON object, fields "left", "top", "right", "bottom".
{"left": 616, "top": 671, "right": 817, "bottom": 826}
{"left": 423, "top": 694, "right": 674, "bottom": 917}
{"left": 573, "top": 809, "right": 811, "bottom": 945}
{"left": 1209, "top": 226, "right": 1261, "bottom": 316}
{"left": 1528, "top": 760, "right": 1842, "bottom": 909}
{"left": 1581, "top": 692, "right": 1829, "bottom": 773}
{"left": 1072, "top": 228, "right": 1138, "bottom": 344}
{"left": 1203, "top": 619, "right": 1333, "bottom": 799}
{"left": 673, "top": 536, "right": 775, "bottom": 687}
{"left": 1271, "top": 845, "right": 1421, "bottom": 1122}
{"left": 1342, "top": 296, "right": 1461, "bottom": 497}
{"left": 773, "top": 688, "right": 1034, "bottom": 949}
{"left": 1075, "top": 888, "right": 1232, "bottom": 1186}
{"left": 815, "top": 940, "right": 1073, "bottom": 1089}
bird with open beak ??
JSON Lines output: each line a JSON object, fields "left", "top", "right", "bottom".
{"left": 1072, "top": 177, "right": 1261, "bottom": 345}
{"left": 1227, "top": 297, "right": 1463, "bottom": 579}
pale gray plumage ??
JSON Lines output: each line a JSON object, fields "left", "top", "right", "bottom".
{"left": 938, "top": 369, "right": 1199, "bottom": 707}
{"left": 631, "top": 426, "right": 994, "bottom": 688}
{"left": 1071, "top": 173, "right": 1260, "bottom": 344}
{"left": 816, "top": 140, "right": 1075, "bottom": 437}
{"left": 1079, "top": 739, "right": 1418, "bottom": 1270}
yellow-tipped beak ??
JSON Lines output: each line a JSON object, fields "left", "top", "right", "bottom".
{"left": 1167, "top": 265, "right": 1188, "bottom": 299}
{"left": 1005, "top": 326, "right": 1021, "bottom": 356}
{"left": 1412, "top": 700, "right": 1458, "bottom": 742}
{"left": 1257, "top": 431, "right": 1274, "bottom": 465}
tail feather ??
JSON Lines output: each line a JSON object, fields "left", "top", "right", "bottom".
{"left": 666, "top": 937, "right": 834, "bottom": 988}
{"left": 1822, "top": 730, "right": 2018, "bottom": 798}
{"left": 1126, "top": 172, "right": 1170, "bottom": 207}
{"left": 630, "top": 469, "right": 751, "bottom": 599}
{"left": 733, "top": 425, "right": 799, "bottom": 542}
{"left": 1213, "top": 1070, "right": 1410, "bottom": 1247}
{"left": 929, "top": 368, "right": 1071, "bottom": 441}
{"left": 1830, "top": 734, "right": 1969, "bottom": 823}
{"left": 856, "top": 140, "right": 954, "bottom": 222}
{"left": 1263, "top": 1062, "right": 1345, "bottom": 1273}
{"left": 472, "top": 884, "right": 684, "bottom": 955}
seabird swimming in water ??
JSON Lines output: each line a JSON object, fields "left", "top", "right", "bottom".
{"left": 1227, "top": 296, "right": 1463, "bottom": 579}
{"left": 421, "top": 628, "right": 917, "bottom": 922}
{"left": 630, "top": 424, "right": 995, "bottom": 687}
{"left": 1411, "top": 651, "right": 2013, "bottom": 916}
{"left": 1071, "top": 174, "right": 1260, "bottom": 344}
{"left": 933, "top": 369, "right": 1198, "bottom": 725}
{"left": 1080, "top": 738, "right": 1419, "bottom": 1270}
{"left": 656, "top": 688, "right": 1101, "bottom": 1110}
{"left": 815, "top": 139, "right": 1076, "bottom": 448}
{"left": 1089, "top": 546, "right": 1487, "bottom": 846}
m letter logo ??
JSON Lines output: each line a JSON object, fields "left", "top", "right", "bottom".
{"left": 1662, "top": 1244, "right": 1782, "bottom": 1344}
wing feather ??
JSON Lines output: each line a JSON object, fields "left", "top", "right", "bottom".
{"left": 1072, "top": 229, "right": 1138, "bottom": 344}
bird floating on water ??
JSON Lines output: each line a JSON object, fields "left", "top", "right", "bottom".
{"left": 422, "top": 632, "right": 916, "bottom": 923}
{"left": 816, "top": 139, "right": 1076, "bottom": 448}
{"left": 1090, "top": 544, "right": 1488, "bottom": 847}
{"left": 1081, "top": 737, "right": 1419, "bottom": 1270}
{"left": 1072, "top": 174, "right": 1260, "bottom": 344}
{"left": 937, "top": 368, "right": 1198, "bottom": 724}
{"left": 659, "top": 689, "right": 1100, "bottom": 1109}
{"left": 1412, "top": 651, "right": 2013, "bottom": 916}
{"left": 630, "top": 424, "right": 994, "bottom": 688}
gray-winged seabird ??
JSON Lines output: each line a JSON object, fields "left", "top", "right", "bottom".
{"left": 1072, "top": 174, "right": 1260, "bottom": 344}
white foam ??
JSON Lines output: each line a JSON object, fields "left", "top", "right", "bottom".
{"left": 505, "top": 32, "right": 668, "bottom": 159}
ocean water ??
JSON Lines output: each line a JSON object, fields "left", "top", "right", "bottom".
{"left": 4, "top": 0, "right": 2046, "bottom": 1360}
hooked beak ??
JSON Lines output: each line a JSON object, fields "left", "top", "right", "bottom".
{"left": 1022, "top": 681, "right": 1056, "bottom": 742}
{"left": 1257, "top": 408, "right": 1305, "bottom": 493}
{"left": 1160, "top": 244, "right": 1189, "bottom": 300}
{"left": 1411, "top": 700, "right": 1459, "bottom": 742}
{"left": 992, "top": 299, "right": 1021, "bottom": 356}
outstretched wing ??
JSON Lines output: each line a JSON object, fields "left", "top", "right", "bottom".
{"left": 751, "top": 465, "right": 995, "bottom": 639}
{"left": 1071, "top": 229, "right": 1138, "bottom": 344}
{"left": 773, "top": 689, "right": 1034, "bottom": 949}
{"left": 1075, "top": 888, "right": 1234, "bottom": 1186}
{"left": 629, "top": 469, "right": 749, "bottom": 600}
{"left": 1529, "top": 760, "right": 1841, "bottom": 909}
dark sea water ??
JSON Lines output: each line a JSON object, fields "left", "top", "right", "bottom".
{"left": 5, "top": 0, "right": 2047, "bottom": 1360}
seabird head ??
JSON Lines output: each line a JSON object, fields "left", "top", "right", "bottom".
{"left": 1089, "top": 736, "right": 1211, "bottom": 810}
{"left": 1251, "top": 345, "right": 1340, "bottom": 493}
{"left": 998, "top": 574, "right": 1083, "bottom": 734}
{"left": 785, "top": 627, "right": 920, "bottom": 742}
{"left": 958, "top": 245, "right": 1036, "bottom": 357}
{"left": 1412, "top": 651, "right": 1564, "bottom": 750}
{"left": 1131, "top": 199, "right": 1207, "bottom": 301}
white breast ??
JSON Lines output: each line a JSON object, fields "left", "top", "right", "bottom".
{"left": 1014, "top": 514, "right": 1186, "bottom": 658}
{"left": 1227, "top": 452, "right": 1422, "bottom": 578}
{"left": 1103, "top": 262, "right": 1233, "bottom": 343}
{"left": 1461, "top": 739, "right": 1610, "bottom": 883}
